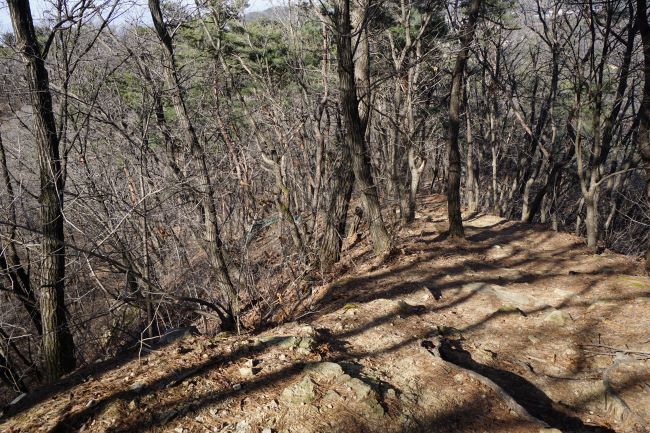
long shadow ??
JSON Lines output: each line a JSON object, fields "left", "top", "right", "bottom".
{"left": 0, "top": 337, "right": 180, "bottom": 419}
{"left": 436, "top": 338, "right": 615, "bottom": 433}
{"left": 27, "top": 289, "right": 648, "bottom": 433}
{"left": 4, "top": 200, "right": 647, "bottom": 432}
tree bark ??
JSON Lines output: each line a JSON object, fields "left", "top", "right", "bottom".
{"left": 446, "top": 0, "right": 482, "bottom": 238}
{"left": 319, "top": 141, "right": 354, "bottom": 270}
{"left": 8, "top": 0, "right": 76, "bottom": 381}
{"left": 465, "top": 86, "right": 479, "bottom": 213}
{"left": 335, "top": 0, "right": 391, "bottom": 255}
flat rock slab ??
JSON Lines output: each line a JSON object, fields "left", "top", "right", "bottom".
{"left": 462, "top": 282, "right": 546, "bottom": 310}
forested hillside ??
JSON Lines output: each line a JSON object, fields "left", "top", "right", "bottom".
{"left": 0, "top": 0, "right": 650, "bottom": 430}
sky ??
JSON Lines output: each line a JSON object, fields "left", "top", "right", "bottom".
{"left": 0, "top": 0, "right": 275, "bottom": 34}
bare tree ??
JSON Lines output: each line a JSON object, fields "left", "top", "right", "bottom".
{"left": 148, "top": 0, "right": 240, "bottom": 331}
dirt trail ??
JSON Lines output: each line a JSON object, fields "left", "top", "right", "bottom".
{"left": 2, "top": 195, "right": 649, "bottom": 433}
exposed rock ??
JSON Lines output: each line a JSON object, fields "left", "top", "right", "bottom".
{"left": 269, "top": 336, "right": 315, "bottom": 353}
{"left": 304, "top": 362, "right": 344, "bottom": 379}
{"left": 335, "top": 373, "right": 352, "bottom": 383}
{"left": 345, "top": 377, "right": 385, "bottom": 418}
{"left": 539, "top": 428, "right": 562, "bottom": 433}
{"left": 587, "top": 300, "right": 616, "bottom": 311}
{"left": 322, "top": 389, "right": 343, "bottom": 404}
{"left": 159, "top": 326, "right": 199, "bottom": 345}
{"left": 348, "top": 377, "right": 372, "bottom": 400}
{"left": 281, "top": 377, "right": 316, "bottom": 404}
{"left": 462, "top": 282, "right": 543, "bottom": 310}
{"left": 363, "top": 398, "right": 386, "bottom": 418}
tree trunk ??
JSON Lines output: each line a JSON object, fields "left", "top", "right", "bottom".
{"left": 405, "top": 148, "right": 426, "bottom": 223}
{"left": 8, "top": 0, "right": 76, "bottom": 381}
{"left": 465, "top": 91, "right": 479, "bottom": 213}
{"left": 319, "top": 143, "right": 354, "bottom": 270}
{"left": 636, "top": 0, "right": 650, "bottom": 272}
{"left": 491, "top": 137, "right": 498, "bottom": 215}
{"left": 446, "top": 0, "right": 482, "bottom": 238}
{"left": 585, "top": 192, "right": 598, "bottom": 250}
{"left": 335, "top": 0, "right": 391, "bottom": 255}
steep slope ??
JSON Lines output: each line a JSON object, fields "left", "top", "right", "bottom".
{"left": 2, "top": 195, "right": 649, "bottom": 433}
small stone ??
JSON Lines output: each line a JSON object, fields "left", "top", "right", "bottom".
{"left": 234, "top": 420, "right": 251, "bottom": 433}
{"left": 539, "top": 428, "right": 562, "bottom": 433}
{"left": 528, "top": 335, "right": 540, "bottom": 344}
{"left": 129, "top": 381, "right": 146, "bottom": 393}
{"left": 279, "top": 354, "right": 286, "bottom": 361}
{"left": 543, "top": 309, "right": 571, "bottom": 326}
{"left": 128, "top": 400, "right": 137, "bottom": 410}
{"left": 397, "top": 300, "right": 426, "bottom": 314}
{"left": 174, "top": 427, "right": 185, "bottom": 433}
{"left": 232, "top": 383, "right": 243, "bottom": 391}
{"left": 245, "top": 359, "right": 260, "bottom": 368}
{"left": 239, "top": 367, "right": 254, "bottom": 377}
{"left": 454, "top": 373, "right": 464, "bottom": 382}
{"left": 385, "top": 388, "right": 397, "bottom": 399}
{"left": 262, "top": 429, "right": 273, "bottom": 433}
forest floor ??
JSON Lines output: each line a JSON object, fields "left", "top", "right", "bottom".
{"left": 2, "top": 195, "right": 650, "bottom": 433}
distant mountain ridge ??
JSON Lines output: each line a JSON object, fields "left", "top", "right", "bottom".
{"left": 244, "top": 5, "right": 292, "bottom": 22}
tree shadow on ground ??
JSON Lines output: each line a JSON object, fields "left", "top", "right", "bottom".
{"left": 3, "top": 201, "right": 647, "bottom": 432}
{"left": 435, "top": 338, "right": 615, "bottom": 433}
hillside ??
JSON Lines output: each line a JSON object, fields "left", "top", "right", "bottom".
{"left": 1, "top": 195, "right": 648, "bottom": 433}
